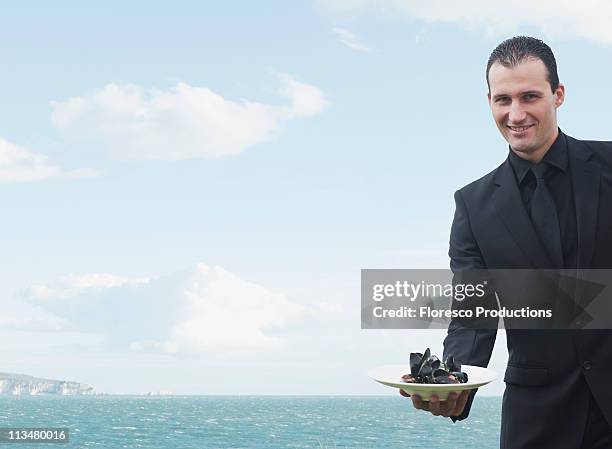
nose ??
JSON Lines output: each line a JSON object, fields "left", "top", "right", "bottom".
{"left": 508, "top": 101, "right": 527, "bottom": 124}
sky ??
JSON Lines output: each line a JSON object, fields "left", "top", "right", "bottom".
{"left": 1, "top": 0, "right": 612, "bottom": 395}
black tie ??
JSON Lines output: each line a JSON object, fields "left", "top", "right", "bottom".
{"left": 530, "top": 163, "right": 564, "bottom": 268}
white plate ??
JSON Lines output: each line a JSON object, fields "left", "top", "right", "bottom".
{"left": 368, "top": 364, "right": 497, "bottom": 401}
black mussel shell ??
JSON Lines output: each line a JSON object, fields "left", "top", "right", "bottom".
{"left": 405, "top": 349, "right": 466, "bottom": 385}
{"left": 443, "top": 355, "right": 454, "bottom": 370}
{"left": 433, "top": 368, "right": 449, "bottom": 378}
{"left": 418, "top": 362, "right": 433, "bottom": 377}
{"left": 410, "top": 353, "right": 423, "bottom": 376}
{"left": 433, "top": 375, "right": 458, "bottom": 384}
{"left": 422, "top": 348, "right": 431, "bottom": 363}
{"left": 430, "top": 355, "right": 440, "bottom": 371}
{"left": 444, "top": 355, "right": 461, "bottom": 373}
{"left": 415, "top": 348, "right": 431, "bottom": 377}
{"left": 451, "top": 371, "right": 468, "bottom": 383}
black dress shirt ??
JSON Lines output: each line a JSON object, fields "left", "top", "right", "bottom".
{"left": 508, "top": 129, "right": 579, "bottom": 269}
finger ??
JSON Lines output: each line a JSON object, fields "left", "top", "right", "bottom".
{"left": 411, "top": 394, "right": 426, "bottom": 410}
{"left": 429, "top": 394, "right": 441, "bottom": 416}
{"left": 441, "top": 392, "right": 458, "bottom": 417}
{"left": 399, "top": 389, "right": 410, "bottom": 398}
{"left": 452, "top": 390, "right": 471, "bottom": 416}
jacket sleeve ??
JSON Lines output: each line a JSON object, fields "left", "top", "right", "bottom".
{"left": 443, "top": 189, "right": 498, "bottom": 422}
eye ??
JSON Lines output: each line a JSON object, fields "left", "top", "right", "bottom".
{"left": 523, "top": 94, "right": 538, "bottom": 100}
{"left": 495, "top": 97, "right": 510, "bottom": 104}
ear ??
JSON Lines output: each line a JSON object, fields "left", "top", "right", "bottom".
{"left": 554, "top": 83, "right": 565, "bottom": 108}
{"left": 487, "top": 91, "right": 492, "bottom": 107}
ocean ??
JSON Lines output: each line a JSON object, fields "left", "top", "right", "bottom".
{"left": 0, "top": 396, "right": 501, "bottom": 448}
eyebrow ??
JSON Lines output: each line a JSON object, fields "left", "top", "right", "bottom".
{"left": 491, "top": 90, "right": 544, "bottom": 101}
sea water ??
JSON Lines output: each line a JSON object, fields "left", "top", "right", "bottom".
{"left": 0, "top": 395, "right": 501, "bottom": 448}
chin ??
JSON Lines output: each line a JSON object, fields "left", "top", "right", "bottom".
{"left": 508, "top": 141, "right": 535, "bottom": 154}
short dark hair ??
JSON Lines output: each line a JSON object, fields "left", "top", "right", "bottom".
{"left": 486, "top": 36, "right": 559, "bottom": 93}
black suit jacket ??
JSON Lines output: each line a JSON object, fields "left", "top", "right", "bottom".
{"left": 443, "top": 133, "right": 612, "bottom": 449}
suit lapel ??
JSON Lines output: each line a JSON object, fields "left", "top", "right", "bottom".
{"left": 493, "top": 160, "right": 553, "bottom": 268}
{"left": 567, "top": 136, "right": 600, "bottom": 269}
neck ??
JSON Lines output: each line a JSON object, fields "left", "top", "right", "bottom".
{"left": 511, "top": 128, "right": 559, "bottom": 164}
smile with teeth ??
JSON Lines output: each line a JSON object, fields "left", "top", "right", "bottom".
{"left": 508, "top": 124, "right": 534, "bottom": 132}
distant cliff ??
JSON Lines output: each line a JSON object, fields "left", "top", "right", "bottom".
{"left": 0, "top": 373, "right": 93, "bottom": 395}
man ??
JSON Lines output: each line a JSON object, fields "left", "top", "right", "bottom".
{"left": 402, "top": 36, "right": 612, "bottom": 448}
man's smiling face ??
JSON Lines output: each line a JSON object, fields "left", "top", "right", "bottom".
{"left": 488, "top": 57, "right": 565, "bottom": 162}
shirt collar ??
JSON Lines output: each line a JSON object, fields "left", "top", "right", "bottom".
{"left": 508, "top": 128, "right": 568, "bottom": 184}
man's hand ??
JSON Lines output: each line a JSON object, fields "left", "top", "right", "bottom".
{"left": 399, "top": 389, "right": 470, "bottom": 418}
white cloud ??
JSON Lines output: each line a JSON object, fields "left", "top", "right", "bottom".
{"left": 320, "top": 0, "right": 612, "bottom": 44}
{"left": 23, "top": 264, "right": 306, "bottom": 356}
{"left": 51, "top": 75, "right": 327, "bottom": 161}
{"left": 0, "top": 314, "right": 65, "bottom": 331}
{"left": 27, "top": 273, "right": 150, "bottom": 301}
{"left": 159, "top": 265, "right": 305, "bottom": 355}
{"left": 332, "top": 28, "right": 372, "bottom": 52}
{"left": 0, "top": 138, "right": 97, "bottom": 183}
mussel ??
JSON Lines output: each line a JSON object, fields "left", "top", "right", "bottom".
{"left": 444, "top": 355, "right": 462, "bottom": 373}
{"left": 451, "top": 371, "right": 468, "bottom": 383}
{"left": 401, "top": 347, "right": 469, "bottom": 385}
{"left": 410, "top": 352, "right": 423, "bottom": 376}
